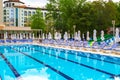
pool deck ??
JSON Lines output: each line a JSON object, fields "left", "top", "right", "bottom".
{"left": 0, "top": 42, "right": 120, "bottom": 58}
{"left": 34, "top": 42, "right": 120, "bottom": 58}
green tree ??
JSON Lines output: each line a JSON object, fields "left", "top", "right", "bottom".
{"left": 46, "top": 0, "right": 119, "bottom": 36}
{"left": 30, "top": 8, "right": 46, "bottom": 32}
{"left": 87, "top": 0, "right": 118, "bottom": 35}
{"left": 59, "top": 0, "right": 87, "bottom": 33}
{"left": 46, "top": 0, "right": 61, "bottom": 33}
{"left": 116, "top": 2, "right": 120, "bottom": 27}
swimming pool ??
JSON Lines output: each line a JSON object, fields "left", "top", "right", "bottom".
{"left": 0, "top": 44, "right": 120, "bottom": 80}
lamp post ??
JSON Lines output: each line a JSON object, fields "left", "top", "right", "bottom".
{"left": 73, "top": 25, "right": 76, "bottom": 35}
{"left": 112, "top": 20, "right": 115, "bottom": 37}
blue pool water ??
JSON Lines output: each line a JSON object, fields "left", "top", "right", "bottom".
{"left": 0, "top": 44, "right": 120, "bottom": 80}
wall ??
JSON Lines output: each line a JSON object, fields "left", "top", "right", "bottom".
{"left": 0, "top": 0, "right": 3, "bottom": 25}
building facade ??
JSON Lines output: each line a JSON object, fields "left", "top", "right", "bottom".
{"left": 0, "top": 0, "right": 3, "bottom": 26}
{"left": 3, "top": 0, "right": 47, "bottom": 27}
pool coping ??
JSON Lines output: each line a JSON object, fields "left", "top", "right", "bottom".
{"left": 0, "top": 42, "right": 120, "bottom": 58}
{"left": 34, "top": 43, "right": 120, "bottom": 58}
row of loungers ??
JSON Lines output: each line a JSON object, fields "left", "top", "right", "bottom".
{"left": 41, "top": 39, "right": 120, "bottom": 52}
{"left": 0, "top": 39, "right": 33, "bottom": 43}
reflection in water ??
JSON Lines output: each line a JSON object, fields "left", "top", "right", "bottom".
{"left": 21, "top": 67, "right": 50, "bottom": 80}
{"left": 86, "top": 78, "right": 93, "bottom": 80}
{"left": 75, "top": 52, "right": 78, "bottom": 59}
{"left": 114, "top": 76, "right": 120, "bottom": 80}
{"left": 1, "top": 67, "right": 50, "bottom": 80}
{"left": 4, "top": 76, "right": 15, "bottom": 80}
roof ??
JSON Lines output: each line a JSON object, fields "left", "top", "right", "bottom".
{"left": 14, "top": 5, "right": 26, "bottom": 8}
{"left": 14, "top": 6, "right": 47, "bottom": 10}
{"left": 0, "top": 26, "right": 32, "bottom": 31}
{"left": 4, "top": 0, "right": 25, "bottom": 4}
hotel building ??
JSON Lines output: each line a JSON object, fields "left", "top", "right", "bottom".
{"left": 3, "top": 0, "right": 47, "bottom": 27}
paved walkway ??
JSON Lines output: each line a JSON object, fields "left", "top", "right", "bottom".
{"left": 34, "top": 42, "right": 120, "bottom": 58}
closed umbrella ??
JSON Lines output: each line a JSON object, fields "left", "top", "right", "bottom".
{"left": 115, "top": 28, "right": 120, "bottom": 42}
{"left": 86, "top": 31, "right": 90, "bottom": 41}
{"left": 42, "top": 33, "right": 45, "bottom": 40}
{"left": 82, "top": 34, "right": 85, "bottom": 41}
{"left": 74, "top": 32, "right": 78, "bottom": 40}
{"left": 32, "top": 33, "right": 34, "bottom": 39}
{"left": 101, "top": 30, "right": 104, "bottom": 41}
{"left": 93, "top": 29, "right": 97, "bottom": 41}
{"left": 48, "top": 32, "right": 52, "bottom": 40}
{"left": 78, "top": 31, "right": 81, "bottom": 41}
{"left": 64, "top": 32, "right": 68, "bottom": 41}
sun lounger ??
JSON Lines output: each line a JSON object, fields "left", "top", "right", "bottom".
{"left": 103, "top": 43, "right": 118, "bottom": 50}
{"left": 6, "top": 39, "right": 12, "bottom": 43}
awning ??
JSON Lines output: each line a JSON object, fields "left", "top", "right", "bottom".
{"left": 0, "top": 26, "right": 31, "bottom": 31}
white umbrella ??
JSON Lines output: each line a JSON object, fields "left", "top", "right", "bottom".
{"left": 64, "top": 32, "right": 68, "bottom": 41}
{"left": 57, "top": 32, "right": 61, "bottom": 40}
{"left": 59, "top": 33, "right": 62, "bottom": 40}
{"left": 68, "top": 33, "right": 70, "bottom": 39}
{"left": 17, "top": 34, "right": 19, "bottom": 39}
{"left": 14, "top": 34, "right": 16, "bottom": 39}
{"left": 48, "top": 32, "right": 52, "bottom": 40}
{"left": 101, "top": 30, "right": 105, "bottom": 41}
{"left": 86, "top": 31, "right": 90, "bottom": 41}
{"left": 93, "top": 29, "right": 97, "bottom": 41}
{"left": 29, "top": 33, "right": 31, "bottom": 39}
{"left": 5, "top": 32, "right": 7, "bottom": 39}
{"left": 74, "top": 32, "right": 78, "bottom": 40}
{"left": 82, "top": 33, "right": 85, "bottom": 41}
{"left": 39, "top": 34, "right": 41, "bottom": 39}
{"left": 20, "top": 33, "right": 22, "bottom": 39}
{"left": 78, "top": 30, "right": 81, "bottom": 41}
{"left": 115, "top": 28, "right": 120, "bottom": 42}
{"left": 32, "top": 33, "right": 35, "bottom": 39}
{"left": 26, "top": 33, "right": 29, "bottom": 39}
{"left": 23, "top": 33, "right": 25, "bottom": 39}
{"left": 42, "top": 33, "right": 45, "bottom": 40}
{"left": 11, "top": 34, "right": 14, "bottom": 39}
{"left": 54, "top": 32, "right": 58, "bottom": 40}
{"left": 4, "top": 32, "right": 7, "bottom": 42}
{"left": 45, "top": 34, "right": 48, "bottom": 39}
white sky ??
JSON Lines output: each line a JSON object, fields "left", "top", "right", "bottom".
{"left": 3, "top": 0, "right": 120, "bottom": 7}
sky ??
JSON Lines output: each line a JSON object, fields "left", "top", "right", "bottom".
{"left": 20, "top": 0, "right": 48, "bottom": 7}
{"left": 3, "top": 0, "right": 120, "bottom": 7}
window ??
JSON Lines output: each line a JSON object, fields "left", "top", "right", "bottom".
{"left": 11, "top": 13, "right": 14, "bottom": 15}
{"left": 32, "top": 11, "right": 35, "bottom": 15}
{"left": 24, "top": 11, "right": 27, "bottom": 16}
{"left": 4, "top": 10, "right": 6, "bottom": 15}
{"left": 44, "top": 12, "right": 47, "bottom": 17}
{"left": 6, "top": 3, "right": 8, "bottom": 7}
{"left": 10, "top": 18, "right": 14, "bottom": 22}
{"left": 7, "top": 13, "right": 9, "bottom": 15}
{"left": 6, "top": 24, "right": 9, "bottom": 26}
{"left": 12, "top": 3, "right": 14, "bottom": 6}
{"left": 21, "top": 20, "right": 24, "bottom": 22}
{"left": 7, "top": 10, "right": 9, "bottom": 12}
{"left": 24, "top": 17, "right": 27, "bottom": 22}
{"left": 11, "top": 9, "right": 14, "bottom": 12}
{"left": 21, "top": 14, "right": 24, "bottom": 16}
{"left": 9, "top": 3, "right": 11, "bottom": 7}
{"left": 28, "top": 11, "right": 31, "bottom": 16}
{"left": 7, "top": 20, "right": 9, "bottom": 22}
{"left": 4, "top": 17, "right": 6, "bottom": 22}
{"left": 11, "top": 24, "right": 14, "bottom": 26}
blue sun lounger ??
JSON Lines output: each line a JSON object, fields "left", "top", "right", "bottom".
{"left": 103, "top": 43, "right": 119, "bottom": 50}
